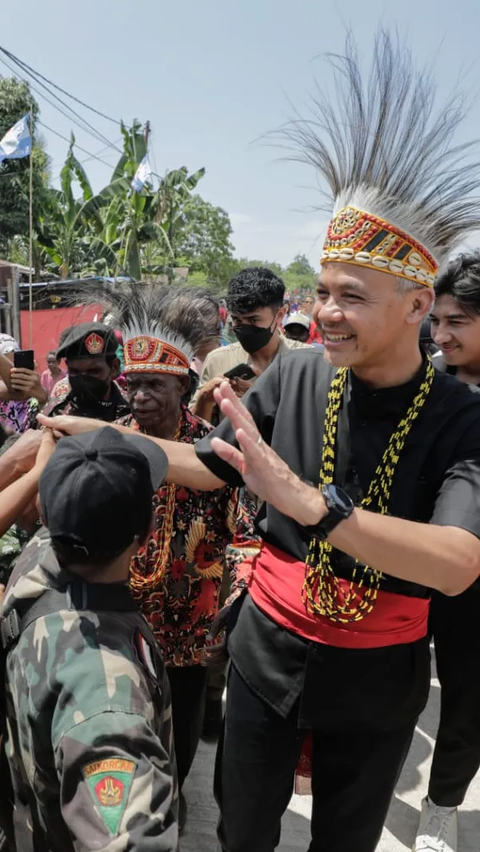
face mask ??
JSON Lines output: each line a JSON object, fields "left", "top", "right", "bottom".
{"left": 69, "top": 373, "right": 110, "bottom": 402}
{"left": 233, "top": 317, "right": 277, "bottom": 354}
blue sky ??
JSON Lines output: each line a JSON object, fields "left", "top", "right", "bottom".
{"left": 1, "top": 0, "right": 479, "bottom": 268}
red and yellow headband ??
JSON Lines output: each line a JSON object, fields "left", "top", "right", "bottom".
{"left": 124, "top": 336, "right": 190, "bottom": 376}
{"left": 321, "top": 206, "right": 438, "bottom": 287}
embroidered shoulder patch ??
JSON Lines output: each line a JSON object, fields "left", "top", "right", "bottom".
{"left": 83, "top": 758, "right": 136, "bottom": 836}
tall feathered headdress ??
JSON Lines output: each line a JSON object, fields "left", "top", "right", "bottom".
{"left": 277, "top": 31, "right": 480, "bottom": 287}
{"left": 73, "top": 281, "right": 208, "bottom": 377}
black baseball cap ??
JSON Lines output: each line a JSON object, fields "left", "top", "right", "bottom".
{"left": 56, "top": 322, "right": 118, "bottom": 361}
{"left": 39, "top": 427, "right": 168, "bottom": 560}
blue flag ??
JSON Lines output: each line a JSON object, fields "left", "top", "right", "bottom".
{"left": 0, "top": 114, "right": 32, "bottom": 165}
{"left": 131, "top": 154, "right": 152, "bottom": 192}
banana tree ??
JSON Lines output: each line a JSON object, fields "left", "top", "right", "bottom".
{"left": 37, "top": 122, "right": 206, "bottom": 281}
{"left": 154, "top": 166, "right": 206, "bottom": 259}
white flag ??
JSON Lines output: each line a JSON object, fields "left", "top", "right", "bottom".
{"left": 0, "top": 113, "right": 32, "bottom": 164}
{"left": 131, "top": 155, "right": 152, "bottom": 192}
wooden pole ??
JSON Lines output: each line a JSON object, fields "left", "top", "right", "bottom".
{"left": 28, "top": 111, "right": 33, "bottom": 348}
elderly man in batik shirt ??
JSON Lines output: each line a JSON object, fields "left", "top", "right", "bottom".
{"left": 116, "top": 308, "right": 238, "bottom": 832}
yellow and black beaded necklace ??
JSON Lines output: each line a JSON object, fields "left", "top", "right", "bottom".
{"left": 303, "top": 358, "right": 435, "bottom": 624}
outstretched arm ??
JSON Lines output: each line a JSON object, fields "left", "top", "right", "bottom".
{"left": 37, "top": 413, "right": 226, "bottom": 491}
{"left": 210, "top": 381, "right": 480, "bottom": 596}
{"left": 0, "top": 431, "right": 55, "bottom": 538}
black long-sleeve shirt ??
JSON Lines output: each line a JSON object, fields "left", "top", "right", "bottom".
{"left": 195, "top": 349, "right": 480, "bottom": 729}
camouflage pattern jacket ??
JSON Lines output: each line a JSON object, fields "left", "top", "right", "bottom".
{"left": 1, "top": 529, "right": 178, "bottom": 852}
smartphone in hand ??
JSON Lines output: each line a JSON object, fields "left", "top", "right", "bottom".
{"left": 223, "top": 363, "right": 256, "bottom": 381}
{"left": 13, "top": 350, "right": 35, "bottom": 371}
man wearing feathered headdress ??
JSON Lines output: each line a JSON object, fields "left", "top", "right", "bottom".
{"left": 100, "top": 285, "right": 238, "bottom": 835}
{"left": 41, "top": 32, "right": 480, "bottom": 852}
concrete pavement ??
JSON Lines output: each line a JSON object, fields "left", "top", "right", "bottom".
{"left": 181, "top": 651, "right": 480, "bottom": 851}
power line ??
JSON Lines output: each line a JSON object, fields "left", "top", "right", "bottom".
{"left": 81, "top": 139, "right": 123, "bottom": 164}
{"left": 0, "top": 52, "right": 121, "bottom": 154}
{"left": 37, "top": 120, "right": 118, "bottom": 168}
{"left": 1, "top": 52, "right": 121, "bottom": 152}
{"left": 0, "top": 45, "right": 118, "bottom": 125}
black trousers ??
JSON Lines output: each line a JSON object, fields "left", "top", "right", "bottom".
{"left": 428, "top": 586, "right": 480, "bottom": 807}
{"left": 167, "top": 665, "right": 207, "bottom": 789}
{"left": 215, "top": 665, "right": 416, "bottom": 852}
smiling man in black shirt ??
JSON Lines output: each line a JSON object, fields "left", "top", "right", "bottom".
{"left": 40, "top": 33, "right": 480, "bottom": 852}
{"left": 410, "top": 253, "right": 480, "bottom": 851}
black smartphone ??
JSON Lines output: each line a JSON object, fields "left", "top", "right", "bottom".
{"left": 223, "top": 363, "right": 256, "bottom": 381}
{"left": 13, "top": 349, "right": 35, "bottom": 371}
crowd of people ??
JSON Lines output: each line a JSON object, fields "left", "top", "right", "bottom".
{"left": 3, "top": 28, "right": 480, "bottom": 852}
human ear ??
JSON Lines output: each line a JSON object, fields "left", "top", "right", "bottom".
{"left": 111, "top": 358, "right": 121, "bottom": 379}
{"left": 406, "top": 288, "right": 435, "bottom": 325}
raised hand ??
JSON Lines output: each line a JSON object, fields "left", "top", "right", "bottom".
{"left": 210, "top": 381, "right": 325, "bottom": 527}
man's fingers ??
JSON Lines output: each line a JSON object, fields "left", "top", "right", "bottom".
{"left": 210, "top": 436, "right": 246, "bottom": 474}
{"left": 214, "top": 381, "right": 254, "bottom": 422}
{"left": 37, "top": 414, "right": 56, "bottom": 429}
{"left": 236, "top": 427, "right": 267, "bottom": 462}
{"left": 214, "top": 386, "right": 258, "bottom": 439}
{"left": 38, "top": 414, "right": 70, "bottom": 432}
{"left": 41, "top": 428, "right": 56, "bottom": 448}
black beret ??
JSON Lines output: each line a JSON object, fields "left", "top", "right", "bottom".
{"left": 56, "top": 323, "right": 118, "bottom": 360}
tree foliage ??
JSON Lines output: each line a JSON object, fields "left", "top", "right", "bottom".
{"left": 0, "top": 78, "right": 50, "bottom": 256}
{"left": 0, "top": 77, "right": 317, "bottom": 292}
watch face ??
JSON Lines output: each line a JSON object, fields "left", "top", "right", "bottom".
{"left": 329, "top": 485, "right": 354, "bottom": 512}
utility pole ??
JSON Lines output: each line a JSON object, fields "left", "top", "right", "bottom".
{"left": 28, "top": 109, "right": 34, "bottom": 347}
{"left": 144, "top": 121, "right": 150, "bottom": 146}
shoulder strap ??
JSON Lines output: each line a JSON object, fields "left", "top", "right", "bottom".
{"left": 1, "top": 581, "right": 138, "bottom": 653}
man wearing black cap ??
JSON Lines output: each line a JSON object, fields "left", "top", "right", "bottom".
{"left": 0, "top": 428, "right": 178, "bottom": 852}
{"left": 47, "top": 322, "right": 130, "bottom": 422}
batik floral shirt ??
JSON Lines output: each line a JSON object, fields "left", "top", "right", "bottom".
{"left": 0, "top": 398, "right": 39, "bottom": 434}
{"left": 117, "top": 405, "right": 238, "bottom": 667}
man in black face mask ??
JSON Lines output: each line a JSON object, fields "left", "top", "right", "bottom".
{"left": 192, "top": 267, "right": 309, "bottom": 420}
{"left": 191, "top": 267, "right": 310, "bottom": 738}
{"left": 45, "top": 322, "right": 130, "bottom": 422}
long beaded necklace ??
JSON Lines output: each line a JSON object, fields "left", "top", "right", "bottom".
{"left": 129, "top": 414, "right": 183, "bottom": 592}
{"left": 303, "top": 359, "right": 435, "bottom": 623}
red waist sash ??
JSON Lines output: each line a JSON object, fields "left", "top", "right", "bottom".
{"left": 248, "top": 543, "right": 429, "bottom": 649}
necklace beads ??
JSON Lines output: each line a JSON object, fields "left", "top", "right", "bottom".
{"left": 303, "top": 359, "right": 435, "bottom": 623}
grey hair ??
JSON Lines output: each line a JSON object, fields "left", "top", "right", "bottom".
{"left": 395, "top": 278, "right": 425, "bottom": 295}
{"left": 273, "top": 30, "right": 480, "bottom": 266}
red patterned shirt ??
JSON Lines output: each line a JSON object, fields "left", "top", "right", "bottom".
{"left": 118, "top": 405, "right": 238, "bottom": 667}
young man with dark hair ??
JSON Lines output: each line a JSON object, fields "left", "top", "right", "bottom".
{"left": 412, "top": 251, "right": 480, "bottom": 851}
{"left": 192, "top": 266, "right": 308, "bottom": 422}
{"left": 431, "top": 251, "right": 480, "bottom": 382}
{"left": 1, "top": 427, "right": 178, "bottom": 852}
{"left": 191, "top": 267, "right": 309, "bottom": 735}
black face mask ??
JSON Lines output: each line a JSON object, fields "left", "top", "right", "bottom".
{"left": 69, "top": 373, "right": 110, "bottom": 403}
{"left": 233, "top": 317, "right": 277, "bottom": 354}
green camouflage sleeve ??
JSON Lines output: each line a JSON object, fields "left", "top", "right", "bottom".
{"left": 55, "top": 710, "right": 178, "bottom": 852}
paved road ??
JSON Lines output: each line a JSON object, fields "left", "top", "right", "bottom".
{"left": 181, "top": 654, "right": 480, "bottom": 851}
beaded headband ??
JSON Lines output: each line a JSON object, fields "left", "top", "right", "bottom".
{"left": 321, "top": 206, "right": 438, "bottom": 288}
{"left": 124, "top": 335, "right": 190, "bottom": 376}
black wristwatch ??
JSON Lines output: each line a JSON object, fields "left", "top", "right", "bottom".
{"left": 303, "top": 484, "right": 355, "bottom": 540}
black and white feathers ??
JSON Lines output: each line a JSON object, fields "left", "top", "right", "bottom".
{"left": 275, "top": 30, "right": 480, "bottom": 264}
{"left": 73, "top": 280, "right": 210, "bottom": 362}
